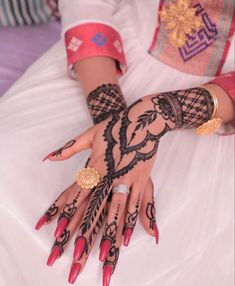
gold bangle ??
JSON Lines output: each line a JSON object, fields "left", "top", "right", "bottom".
{"left": 196, "top": 87, "right": 222, "bottom": 135}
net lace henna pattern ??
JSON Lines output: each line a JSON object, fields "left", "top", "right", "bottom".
{"left": 87, "top": 84, "right": 127, "bottom": 124}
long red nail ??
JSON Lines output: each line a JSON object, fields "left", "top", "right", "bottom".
{"left": 54, "top": 217, "right": 69, "bottom": 238}
{"left": 35, "top": 214, "right": 48, "bottom": 230}
{"left": 123, "top": 228, "right": 133, "bottom": 247}
{"left": 73, "top": 237, "right": 87, "bottom": 260}
{"left": 153, "top": 222, "right": 159, "bottom": 244}
{"left": 99, "top": 240, "right": 111, "bottom": 262}
{"left": 47, "top": 246, "right": 61, "bottom": 266}
{"left": 42, "top": 151, "right": 57, "bottom": 162}
{"left": 103, "top": 265, "right": 113, "bottom": 286}
{"left": 68, "top": 262, "right": 81, "bottom": 284}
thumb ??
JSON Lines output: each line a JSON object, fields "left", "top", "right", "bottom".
{"left": 43, "top": 127, "right": 93, "bottom": 161}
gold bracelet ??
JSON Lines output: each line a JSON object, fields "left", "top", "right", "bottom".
{"left": 196, "top": 88, "right": 223, "bottom": 135}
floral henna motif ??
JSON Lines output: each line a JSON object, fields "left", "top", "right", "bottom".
{"left": 87, "top": 84, "right": 127, "bottom": 124}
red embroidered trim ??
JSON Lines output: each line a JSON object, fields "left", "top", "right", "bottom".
{"left": 65, "top": 23, "right": 127, "bottom": 78}
{"left": 215, "top": 9, "right": 235, "bottom": 76}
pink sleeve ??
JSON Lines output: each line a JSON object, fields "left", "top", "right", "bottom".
{"left": 65, "top": 23, "right": 127, "bottom": 79}
{"left": 208, "top": 71, "right": 235, "bottom": 135}
{"left": 209, "top": 71, "right": 235, "bottom": 102}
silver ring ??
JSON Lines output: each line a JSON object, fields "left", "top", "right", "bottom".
{"left": 112, "top": 184, "right": 130, "bottom": 196}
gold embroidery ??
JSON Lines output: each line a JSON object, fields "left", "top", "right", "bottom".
{"left": 160, "top": 0, "right": 203, "bottom": 48}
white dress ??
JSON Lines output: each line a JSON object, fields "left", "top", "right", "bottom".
{"left": 0, "top": 1, "right": 234, "bottom": 286}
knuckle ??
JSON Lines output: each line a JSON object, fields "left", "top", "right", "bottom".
{"left": 111, "top": 194, "right": 126, "bottom": 210}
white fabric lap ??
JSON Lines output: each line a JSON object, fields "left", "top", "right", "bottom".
{"left": 0, "top": 1, "right": 234, "bottom": 286}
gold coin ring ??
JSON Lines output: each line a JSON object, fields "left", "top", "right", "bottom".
{"left": 76, "top": 167, "right": 100, "bottom": 189}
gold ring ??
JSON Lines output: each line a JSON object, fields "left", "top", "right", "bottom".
{"left": 76, "top": 167, "right": 100, "bottom": 189}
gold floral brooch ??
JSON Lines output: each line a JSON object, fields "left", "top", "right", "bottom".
{"left": 160, "top": 0, "right": 203, "bottom": 48}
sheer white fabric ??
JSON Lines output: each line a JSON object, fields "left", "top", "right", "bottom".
{"left": 59, "top": 0, "right": 120, "bottom": 34}
{"left": 0, "top": 1, "right": 234, "bottom": 286}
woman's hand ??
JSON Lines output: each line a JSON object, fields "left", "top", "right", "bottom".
{"left": 37, "top": 86, "right": 214, "bottom": 285}
{"left": 35, "top": 175, "right": 158, "bottom": 282}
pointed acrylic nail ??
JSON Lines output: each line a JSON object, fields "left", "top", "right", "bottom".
{"left": 73, "top": 237, "right": 87, "bottom": 260}
{"left": 54, "top": 217, "right": 69, "bottom": 238}
{"left": 103, "top": 265, "right": 113, "bottom": 286}
{"left": 47, "top": 245, "right": 61, "bottom": 266}
{"left": 68, "top": 262, "right": 82, "bottom": 284}
{"left": 35, "top": 214, "right": 48, "bottom": 230}
{"left": 42, "top": 150, "right": 58, "bottom": 162}
{"left": 153, "top": 222, "right": 159, "bottom": 244}
{"left": 99, "top": 240, "right": 111, "bottom": 262}
{"left": 123, "top": 228, "right": 133, "bottom": 247}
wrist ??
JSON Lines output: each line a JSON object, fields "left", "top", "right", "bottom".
{"left": 87, "top": 83, "right": 127, "bottom": 124}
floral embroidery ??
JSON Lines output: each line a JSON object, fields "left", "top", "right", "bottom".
{"left": 92, "top": 33, "right": 107, "bottom": 47}
{"left": 160, "top": 0, "right": 203, "bottom": 48}
{"left": 113, "top": 40, "right": 122, "bottom": 53}
{"left": 67, "top": 37, "right": 83, "bottom": 52}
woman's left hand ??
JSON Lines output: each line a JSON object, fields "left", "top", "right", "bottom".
{"left": 38, "top": 93, "right": 179, "bottom": 284}
{"left": 38, "top": 86, "right": 214, "bottom": 285}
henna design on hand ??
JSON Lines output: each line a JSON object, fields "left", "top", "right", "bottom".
{"left": 80, "top": 177, "right": 113, "bottom": 235}
{"left": 101, "top": 204, "right": 120, "bottom": 245}
{"left": 53, "top": 229, "right": 70, "bottom": 255}
{"left": 50, "top": 139, "right": 76, "bottom": 159}
{"left": 87, "top": 84, "right": 127, "bottom": 124}
{"left": 124, "top": 195, "right": 140, "bottom": 231}
{"left": 58, "top": 190, "right": 81, "bottom": 222}
{"left": 45, "top": 190, "right": 66, "bottom": 221}
{"left": 88, "top": 209, "right": 106, "bottom": 247}
{"left": 104, "top": 245, "right": 120, "bottom": 271}
{"left": 45, "top": 203, "right": 59, "bottom": 221}
{"left": 102, "top": 206, "right": 120, "bottom": 271}
{"left": 78, "top": 87, "right": 214, "bottom": 245}
{"left": 146, "top": 199, "right": 156, "bottom": 230}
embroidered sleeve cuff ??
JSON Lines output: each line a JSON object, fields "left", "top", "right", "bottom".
{"left": 209, "top": 71, "right": 235, "bottom": 102}
{"left": 65, "top": 23, "right": 127, "bottom": 79}
{"left": 209, "top": 71, "right": 235, "bottom": 136}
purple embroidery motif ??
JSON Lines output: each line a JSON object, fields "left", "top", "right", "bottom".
{"left": 179, "top": 4, "right": 218, "bottom": 61}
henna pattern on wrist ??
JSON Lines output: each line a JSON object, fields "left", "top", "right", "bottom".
{"left": 87, "top": 84, "right": 127, "bottom": 124}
